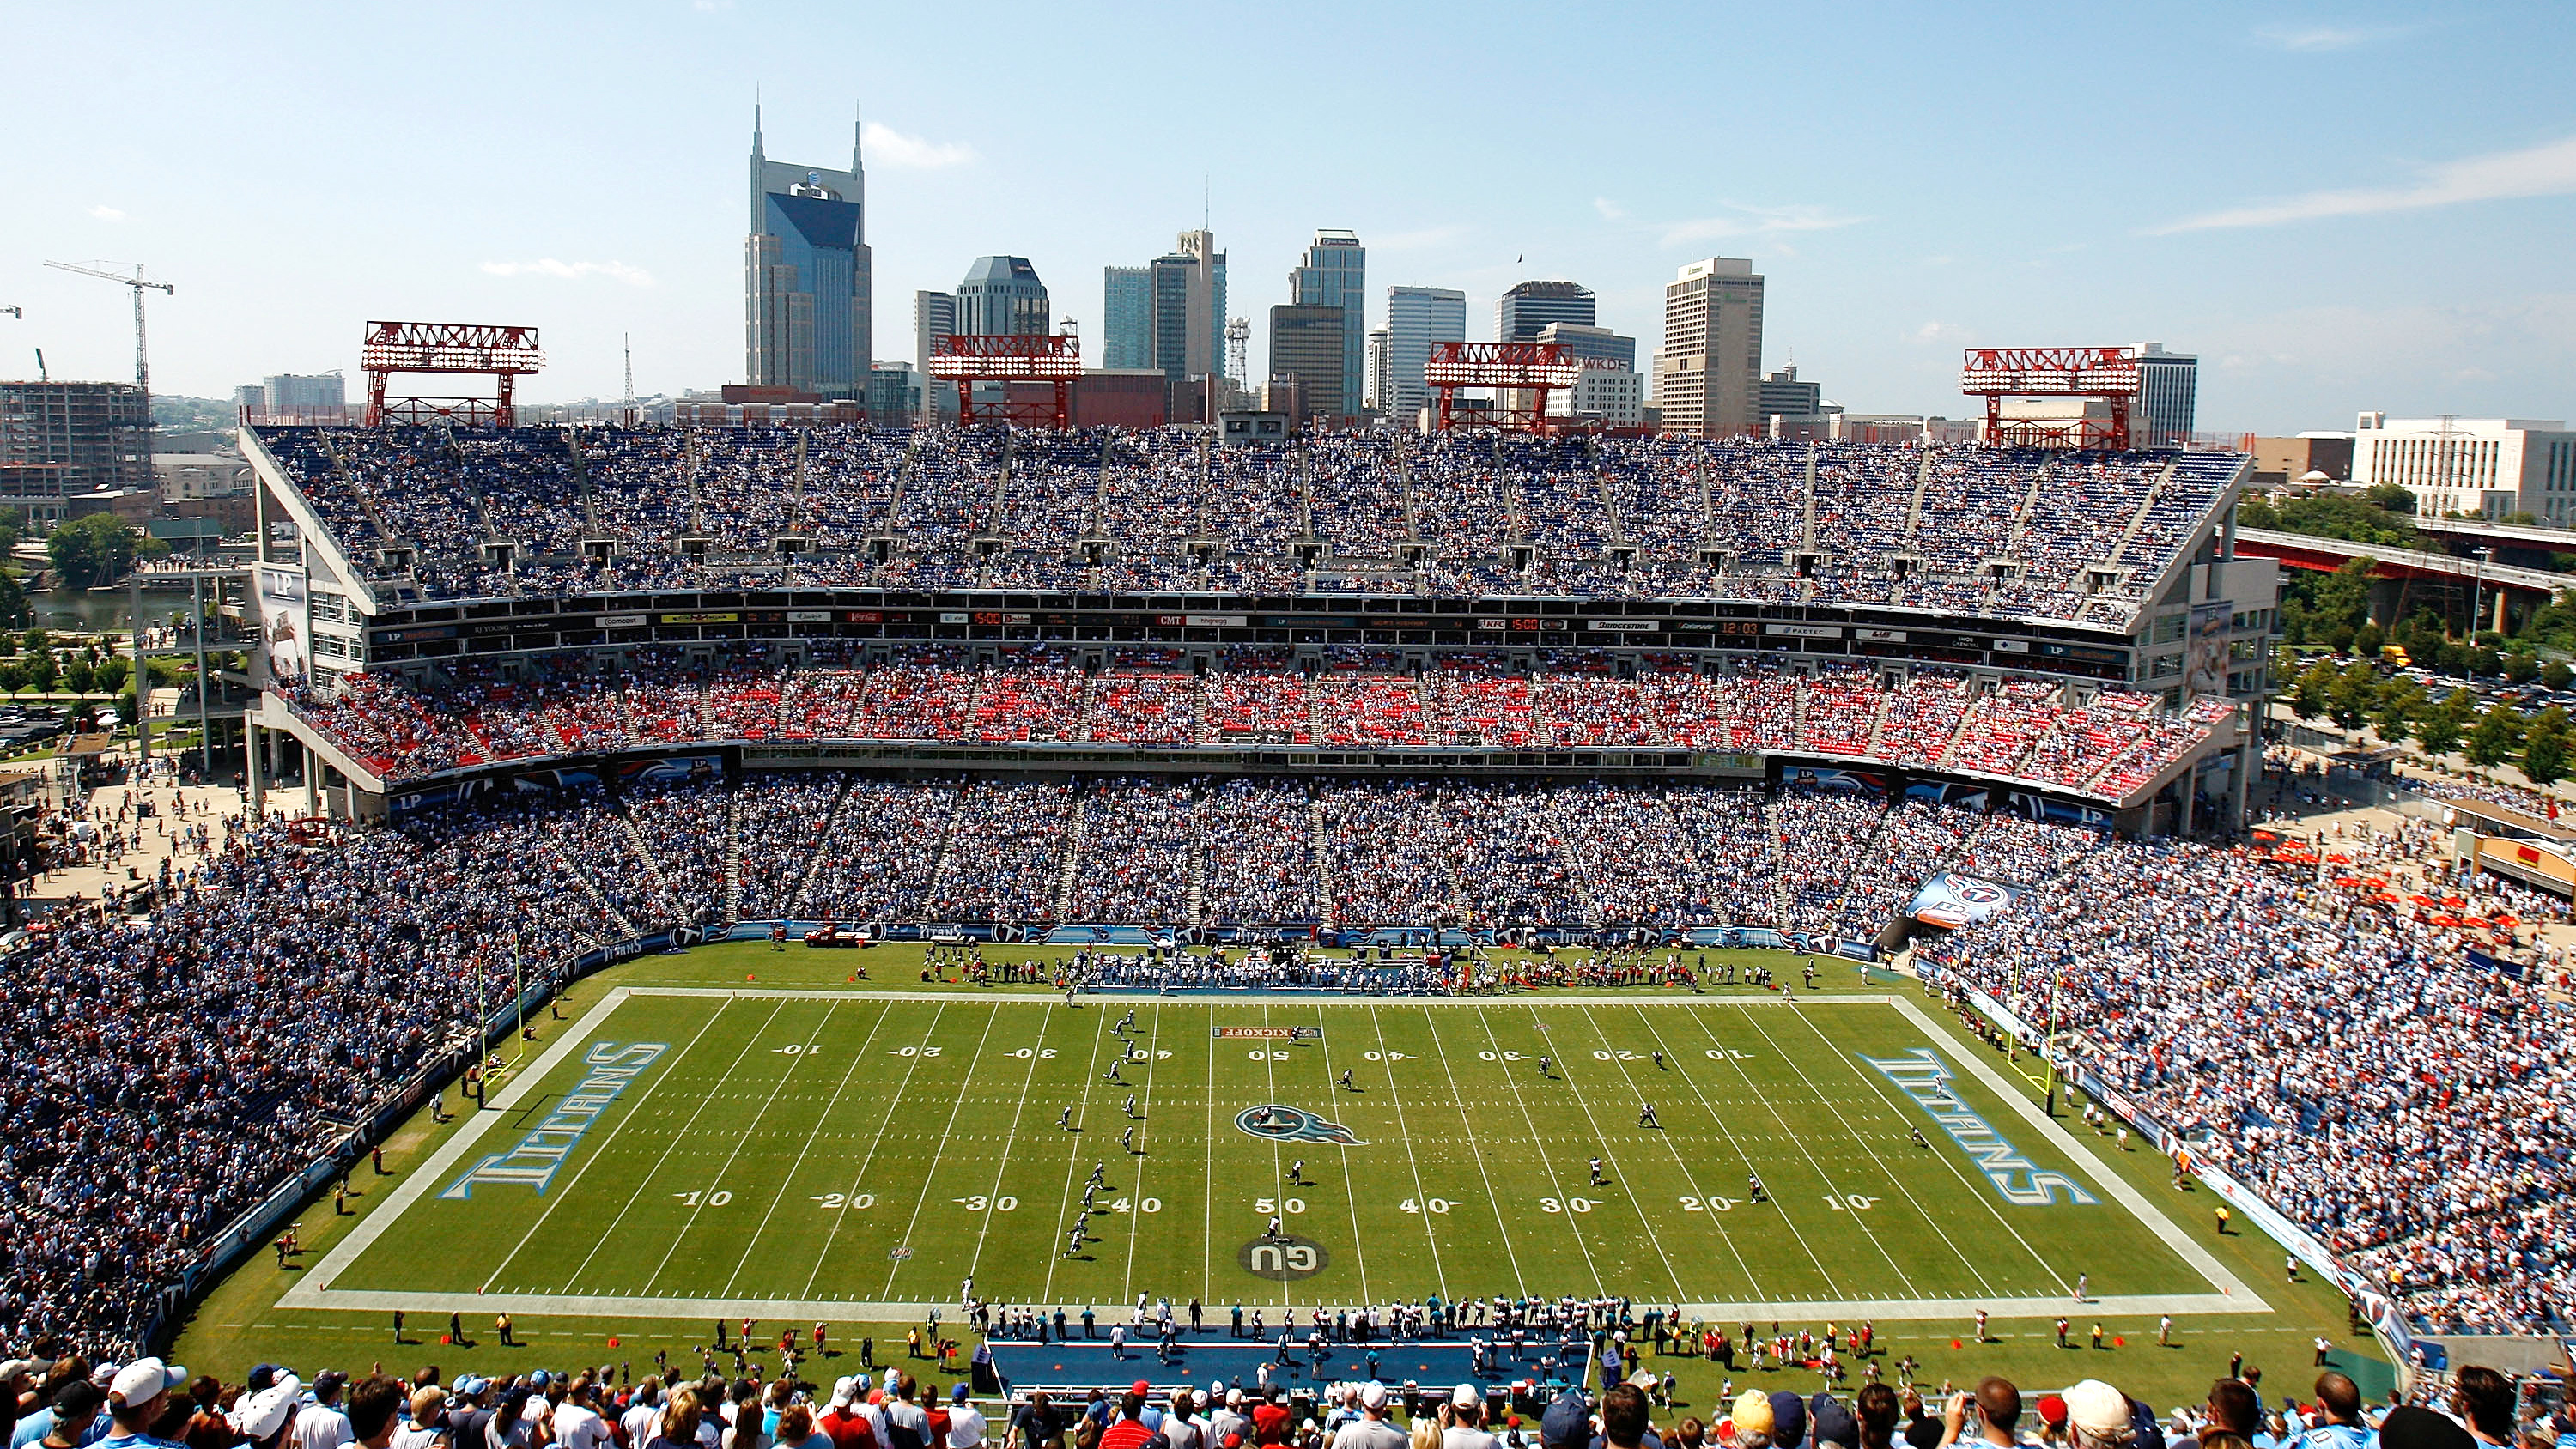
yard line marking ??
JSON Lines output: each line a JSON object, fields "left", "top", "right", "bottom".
{"left": 1037, "top": 1000, "right": 1115, "bottom": 1305}
{"left": 1777, "top": 998, "right": 2068, "bottom": 1295}
{"left": 1575, "top": 1003, "right": 1759, "bottom": 1293}
{"left": 553, "top": 997, "right": 790, "bottom": 1295}
{"left": 1619, "top": 1003, "right": 1838, "bottom": 1295}
{"left": 1200, "top": 1002, "right": 1218, "bottom": 1303}
{"left": 718, "top": 998, "right": 895, "bottom": 1298}
{"left": 799, "top": 1000, "right": 951, "bottom": 1299}
{"left": 1415, "top": 1004, "right": 1527, "bottom": 1300}
{"left": 644, "top": 999, "right": 843, "bottom": 1295}
{"left": 1305, "top": 1007, "right": 1375, "bottom": 1306}
{"left": 1256, "top": 1002, "right": 1287, "bottom": 1309}
{"left": 1729, "top": 999, "right": 2011, "bottom": 1299}
{"left": 1465, "top": 1004, "right": 1607, "bottom": 1298}
{"left": 1524, "top": 1002, "right": 1686, "bottom": 1301}
{"left": 1118, "top": 1003, "right": 1165, "bottom": 1309}
{"left": 879, "top": 1003, "right": 1005, "bottom": 1295}
{"left": 963, "top": 995, "right": 1063, "bottom": 1285}
{"left": 1680, "top": 1003, "right": 1920, "bottom": 1295}
{"left": 1362, "top": 1007, "right": 1451, "bottom": 1299}
{"left": 474, "top": 994, "right": 737, "bottom": 1294}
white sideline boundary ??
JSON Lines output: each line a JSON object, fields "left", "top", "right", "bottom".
{"left": 281, "top": 988, "right": 2269, "bottom": 1323}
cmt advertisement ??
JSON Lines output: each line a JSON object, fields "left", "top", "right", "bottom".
{"left": 256, "top": 566, "right": 308, "bottom": 688}
{"left": 2185, "top": 600, "right": 2233, "bottom": 700}
{"left": 1906, "top": 871, "right": 2024, "bottom": 928}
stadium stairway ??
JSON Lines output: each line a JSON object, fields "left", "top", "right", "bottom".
{"left": 1054, "top": 793, "right": 1090, "bottom": 919}
{"left": 723, "top": 790, "right": 745, "bottom": 921}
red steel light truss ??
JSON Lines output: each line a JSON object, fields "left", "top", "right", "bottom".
{"left": 361, "top": 321, "right": 545, "bottom": 427}
{"left": 1424, "top": 342, "right": 1585, "bottom": 434}
{"left": 926, "top": 333, "right": 1082, "bottom": 428}
{"left": 1959, "top": 346, "right": 2140, "bottom": 451}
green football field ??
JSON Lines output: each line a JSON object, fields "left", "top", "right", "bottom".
{"left": 283, "top": 983, "right": 2252, "bottom": 1324}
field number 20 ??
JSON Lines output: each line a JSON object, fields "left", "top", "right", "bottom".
{"left": 812, "top": 1193, "right": 878, "bottom": 1210}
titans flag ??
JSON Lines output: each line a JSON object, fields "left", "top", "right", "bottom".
{"left": 1906, "top": 872, "right": 2022, "bottom": 929}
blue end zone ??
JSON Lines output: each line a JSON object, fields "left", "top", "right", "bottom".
{"left": 986, "top": 1336, "right": 1586, "bottom": 1395}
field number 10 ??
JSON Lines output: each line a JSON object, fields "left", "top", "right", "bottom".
{"left": 677, "top": 1190, "right": 732, "bottom": 1207}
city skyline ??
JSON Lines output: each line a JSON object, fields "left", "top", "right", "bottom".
{"left": 3, "top": 2, "right": 2573, "bottom": 430}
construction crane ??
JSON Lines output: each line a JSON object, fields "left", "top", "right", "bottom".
{"left": 44, "top": 262, "right": 173, "bottom": 418}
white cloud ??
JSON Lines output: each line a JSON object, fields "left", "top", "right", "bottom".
{"left": 862, "top": 120, "right": 974, "bottom": 169}
{"left": 1911, "top": 321, "right": 1971, "bottom": 345}
{"left": 1592, "top": 197, "right": 1629, "bottom": 222}
{"left": 2154, "top": 134, "right": 2576, "bottom": 233}
{"left": 1655, "top": 203, "right": 1865, "bottom": 248}
{"left": 88, "top": 205, "right": 125, "bottom": 221}
{"left": 481, "top": 258, "right": 655, "bottom": 287}
{"left": 2253, "top": 21, "right": 2409, "bottom": 51}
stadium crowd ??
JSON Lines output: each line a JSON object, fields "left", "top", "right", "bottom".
{"left": 255, "top": 426, "right": 2239, "bottom": 627}
{"left": 283, "top": 652, "right": 2223, "bottom": 802}
{"left": 0, "top": 1338, "right": 2549, "bottom": 1449}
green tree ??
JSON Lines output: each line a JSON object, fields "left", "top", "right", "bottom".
{"left": 2328, "top": 662, "right": 2380, "bottom": 730}
{"left": 2416, "top": 706, "right": 2465, "bottom": 756}
{"left": 24, "top": 648, "right": 57, "bottom": 695}
{"left": 2505, "top": 652, "right": 2543, "bottom": 685}
{"left": 2291, "top": 658, "right": 2336, "bottom": 720}
{"left": 2467, "top": 703, "right": 2525, "bottom": 767}
{"left": 0, "top": 662, "right": 24, "bottom": 697}
{"left": 2471, "top": 646, "right": 2503, "bottom": 676}
{"left": 0, "top": 572, "right": 28, "bottom": 632}
{"left": 94, "top": 657, "right": 131, "bottom": 696}
{"left": 59, "top": 657, "right": 94, "bottom": 698}
{"left": 2372, "top": 681, "right": 2423, "bottom": 743}
{"left": 45, "top": 513, "right": 143, "bottom": 591}
{"left": 2353, "top": 621, "right": 2385, "bottom": 657}
{"left": 2524, "top": 707, "right": 2571, "bottom": 785}
{"left": 2548, "top": 661, "right": 2574, "bottom": 692}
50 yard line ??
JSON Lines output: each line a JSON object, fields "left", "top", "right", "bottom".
{"left": 1305, "top": 1009, "right": 1373, "bottom": 1307}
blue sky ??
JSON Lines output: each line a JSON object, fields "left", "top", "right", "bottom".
{"left": 5, "top": 1, "right": 2573, "bottom": 432}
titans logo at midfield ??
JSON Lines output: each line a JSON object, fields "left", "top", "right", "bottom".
{"left": 1236, "top": 1104, "right": 1367, "bottom": 1147}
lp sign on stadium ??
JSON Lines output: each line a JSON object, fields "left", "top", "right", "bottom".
{"left": 1238, "top": 1234, "right": 1330, "bottom": 1281}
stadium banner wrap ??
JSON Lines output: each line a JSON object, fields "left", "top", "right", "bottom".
{"left": 1907, "top": 871, "right": 2023, "bottom": 928}
{"left": 1783, "top": 766, "right": 1887, "bottom": 796}
{"left": 2185, "top": 600, "right": 2233, "bottom": 700}
{"left": 612, "top": 753, "right": 724, "bottom": 787}
{"left": 1905, "top": 780, "right": 1990, "bottom": 809}
{"left": 255, "top": 565, "right": 308, "bottom": 688}
{"left": 2002, "top": 791, "right": 2111, "bottom": 828}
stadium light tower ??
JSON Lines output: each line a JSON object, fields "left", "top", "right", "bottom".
{"left": 1959, "top": 347, "right": 2140, "bottom": 451}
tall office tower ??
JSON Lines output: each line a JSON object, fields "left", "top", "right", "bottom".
{"left": 1149, "top": 252, "right": 1196, "bottom": 380}
{"left": 1382, "top": 286, "right": 1466, "bottom": 422}
{"left": 913, "top": 290, "right": 957, "bottom": 421}
{"left": 263, "top": 373, "right": 346, "bottom": 412}
{"left": 1496, "top": 280, "right": 1595, "bottom": 343}
{"left": 745, "top": 106, "right": 872, "bottom": 399}
{"left": 1365, "top": 329, "right": 1393, "bottom": 413}
{"left": 956, "top": 256, "right": 1050, "bottom": 336}
{"left": 1289, "top": 230, "right": 1365, "bottom": 417}
{"left": 1267, "top": 304, "right": 1346, "bottom": 425}
{"left": 1653, "top": 257, "right": 1765, "bottom": 437}
{"left": 1176, "top": 230, "right": 1228, "bottom": 379}
{"left": 1103, "top": 267, "right": 1152, "bottom": 371}
{"left": 2133, "top": 343, "right": 2198, "bottom": 447}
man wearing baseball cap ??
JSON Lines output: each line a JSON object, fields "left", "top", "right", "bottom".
{"left": 1446, "top": 1387, "right": 1500, "bottom": 1449}
{"left": 1540, "top": 1390, "right": 1591, "bottom": 1449}
{"left": 231, "top": 1375, "right": 307, "bottom": 1449}
{"left": 295, "top": 1373, "right": 354, "bottom": 1449}
{"left": 1332, "top": 1385, "right": 1406, "bottom": 1449}
{"left": 103, "top": 1361, "right": 188, "bottom": 1449}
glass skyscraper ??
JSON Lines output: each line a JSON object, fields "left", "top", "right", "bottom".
{"left": 744, "top": 106, "right": 872, "bottom": 401}
{"left": 1290, "top": 230, "right": 1365, "bottom": 417}
{"left": 1102, "top": 267, "right": 1151, "bottom": 371}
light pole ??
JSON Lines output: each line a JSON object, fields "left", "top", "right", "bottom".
{"left": 2472, "top": 548, "right": 2492, "bottom": 650}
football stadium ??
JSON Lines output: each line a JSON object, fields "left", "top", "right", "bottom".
{"left": 12, "top": 19, "right": 2576, "bottom": 1449}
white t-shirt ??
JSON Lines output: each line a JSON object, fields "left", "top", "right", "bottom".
{"left": 556, "top": 1404, "right": 612, "bottom": 1449}
{"left": 1446, "top": 1428, "right": 1502, "bottom": 1449}
{"left": 296, "top": 1407, "right": 355, "bottom": 1449}
{"left": 947, "top": 1406, "right": 987, "bottom": 1449}
{"left": 625, "top": 1404, "right": 665, "bottom": 1448}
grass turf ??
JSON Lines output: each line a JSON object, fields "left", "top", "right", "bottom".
{"left": 173, "top": 943, "right": 2392, "bottom": 1410}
